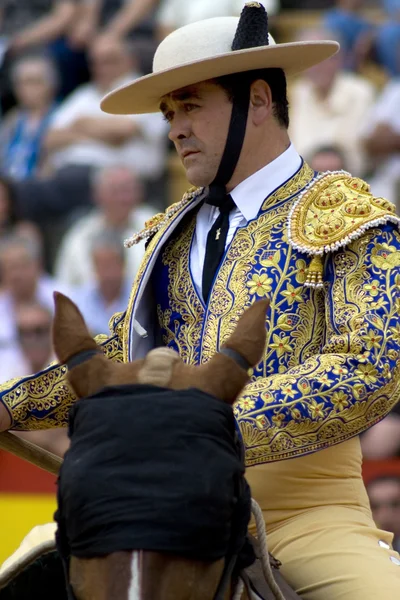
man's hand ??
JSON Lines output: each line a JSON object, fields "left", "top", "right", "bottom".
{"left": 68, "top": 19, "right": 97, "bottom": 49}
{"left": 364, "top": 123, "right": 400, "bottom": 157}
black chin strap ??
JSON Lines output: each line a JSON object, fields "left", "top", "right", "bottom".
{"left": 207, "top": 86, "right": 251, "bottom": 204}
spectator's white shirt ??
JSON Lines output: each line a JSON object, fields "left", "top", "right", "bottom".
{"left": 48, "top": 73, "right": 168, "bottom": 180}
{"left": 157, "top": 0, "right": 279, "bottom": 29}
{"left": 362, "top": 80, "right": 400, "bottom": 206}
{"left": 289, "top": 72, "right": 376, "bottom": 176}
{"left": 72, "top": 278, "right": 133, "bottom": 336}
{"left": 54, "top": 205, "right": 155, "bottom": 288}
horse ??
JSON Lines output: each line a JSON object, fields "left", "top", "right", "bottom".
{"left": 0, "top": 293, "right": 301, "bottom": 600}
{"left": 52, "top": 292, "right": 268, "bottom": 600}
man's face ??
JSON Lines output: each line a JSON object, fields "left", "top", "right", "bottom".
{"left": 368, "top": 478, "right": 400, "bottom": 537}
{"left": 16, "top": 305, "right": 52, "bottom": 368}
{"left": 160, "top": 81, "right": 233, "bottom": 187}
{"left": 0, "top": 245, "right": 40, "bottom": 300}
{"left": 95, "top": 169, "right": 142, "bottom": 224}
{"left": 89, "top": 38, "right": 131, "bottom": 89}
{"left": 14, "top": 61, "right": 54, "bottom": 110}
{"left": 92, "top": 246, "right": 125, "bottom": 288}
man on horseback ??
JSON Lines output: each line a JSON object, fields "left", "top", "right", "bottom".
{"left": 1, "top": 2, "right": 400, "bottom": 598}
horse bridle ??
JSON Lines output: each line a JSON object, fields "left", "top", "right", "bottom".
{"left": 64, "top": 346, "right": 253, "bottom": 600}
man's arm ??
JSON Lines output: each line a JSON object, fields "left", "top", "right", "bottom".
{"left": 364, "top": 123, "right": 400, "bottom": 158}
{"left": 0, "top": 312, "right": 125, "bottom": 432}
{"left": 71, "top": 117, "right": 142, "bottom": 146}
{"left": 9, "top": 1, "right": 77, "bottom": 53}
{"left": 42, "top": 127, "right": 89, "bottom": 152}
{"left": 235, "top": 223, "right": 400, "bottom": 465}
{"left": 68, "top": 0, "right": 101, "bottom": 48}
{"left": 104, "top": 0, "right": 159, "bottom": 38}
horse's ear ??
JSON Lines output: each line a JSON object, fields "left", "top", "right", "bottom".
{"left": 223, "top": 299, "right": 269, "bottom": 367}
{"left": 52, "top": 292, "right": 97, "bottom": 364}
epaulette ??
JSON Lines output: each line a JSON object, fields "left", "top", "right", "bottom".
{"left": 288, "top": 170, "right": 400, "bottom": 288}
{"left": 124, "top": 186, "right": 203, "bottom": 248}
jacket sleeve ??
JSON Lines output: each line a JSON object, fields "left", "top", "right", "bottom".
{"left": 235, "top": 223, "right": 400, "bottom": 465}
{"left": 0, "top": 312, "right": 125, "bottom": 431}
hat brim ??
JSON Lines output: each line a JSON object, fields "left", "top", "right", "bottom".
{"left": 101, "top": 40, "right": 339, "bottom": 115}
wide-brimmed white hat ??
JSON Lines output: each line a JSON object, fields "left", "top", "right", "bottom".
{"left": 101, "top": 10, "right": 339, "bottom": 116}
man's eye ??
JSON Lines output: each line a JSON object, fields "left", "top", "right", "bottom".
{"left": 184, "top": 103, "right": 198, "bottom": 112}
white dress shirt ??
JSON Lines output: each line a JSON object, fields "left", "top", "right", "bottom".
{"left": 190, "top": 144, "right": 302, "bottom": 297}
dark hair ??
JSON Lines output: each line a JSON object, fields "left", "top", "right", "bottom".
{"left": 215, "top": 68, "right": 289, "bottom": 129}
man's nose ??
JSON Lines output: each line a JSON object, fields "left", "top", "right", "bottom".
{"left": 168, "top": 113, "right": 191, "bottom": 143}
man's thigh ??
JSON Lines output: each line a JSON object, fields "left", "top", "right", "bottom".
{"left": 267, "top": 507, "right": 400, "bottom": 600}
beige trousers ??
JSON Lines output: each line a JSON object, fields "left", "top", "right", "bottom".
{"left": 246, "top": 437, "right": 400, "bottom": 599}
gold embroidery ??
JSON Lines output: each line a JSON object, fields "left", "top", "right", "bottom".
{"left": 235, "top": 226, "right": 400, "bottom": 464}
{"left": 1, "top": 329, "right": 125, "bottom": 430}
{"left": 123, "top": 189, "right": 204, "bottom": 362}
{"left": 158, "top": 218, "right": 204, "bottom": 365}
{"left": 288, "top": 172, "right": 400, "bottom": 255}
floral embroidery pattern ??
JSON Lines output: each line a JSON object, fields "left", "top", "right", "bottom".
{"left": 247, "top": 273, "right": 273, "bottom": 297}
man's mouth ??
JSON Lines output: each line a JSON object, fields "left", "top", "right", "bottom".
{"left": 181, "top": 150, "right": 200, "bottom": 160}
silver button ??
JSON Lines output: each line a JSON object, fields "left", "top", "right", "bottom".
{"left": 379, "top": 540, "right": 391, "bottom": 549}
{"left": 390, "top": 556, "right": 400, "bottom": 565}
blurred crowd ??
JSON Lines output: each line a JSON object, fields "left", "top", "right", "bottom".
{"left": 1, "top": 0, "right": 400, "bottom": 550}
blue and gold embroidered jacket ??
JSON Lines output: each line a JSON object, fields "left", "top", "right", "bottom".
{"left": 2, "top": 163, "right": 400, "bottom": 466}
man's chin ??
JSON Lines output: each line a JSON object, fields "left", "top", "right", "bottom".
{"left": 184, "top": 166, "right": 213, "bottom": 188}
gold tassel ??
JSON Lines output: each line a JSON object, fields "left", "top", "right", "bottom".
{"left": 305, "top": 255, "right": 324, "bottom": 288}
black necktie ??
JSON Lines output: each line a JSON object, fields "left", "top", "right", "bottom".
{"left": 202, "top": 194, "right": 235, "bottom": 303}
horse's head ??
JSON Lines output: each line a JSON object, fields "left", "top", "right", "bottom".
{"left": 52, "top": 293, "right": 269, "bottom": 600}
{"left": 52, "top": 292, "right": 269, "bottom": 404}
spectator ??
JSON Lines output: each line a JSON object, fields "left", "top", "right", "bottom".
{"left": 72, "top": 230, "right": 132, "bottom": 335}
{"left": 0, "top": 174, "right": 42, "bottom": 242}
{"left": 308, "top": 145, "right": 347, "bottom": 173}
{"left": 69, "top": 0, "right": 157, "bottom": 49}
{"left": 361, "top": 403, "right": 400, "bottom": 459}
{"left": 366, "top": 474, "right": 400, "bottom": 553}
{"left": 42, "top": 35, "right": 167, "bottom": 180}
{"left": 12, "top": 301, "right": 69, "bottom": 457}
{"left": 363, "top": 80, "right": 400, "bottom": 210}
{"left": 289, "top": 26, "right": 376, "bottom": 177}
{"left": 0, "top": 0, "right": 86, "bottom": 104}
{"left": 374, "top": 0, "right": 400, "bottom": 77}
{"left": 0, "top": 234, "right": 69, "bottom": 382}
{"left": 54, "top": 166, "right": 155, "bottom": 287}
{"left": 156, "top": 0, "right": 279, "bottom": 40}
{"left": 0, "top": 167, "right": 94, "bottom": 271}
{"left": 0, "top": 54, "right": 58, "bottom": 180}
{"left": 323, "top": 0, "right": 374, "bottom": 72}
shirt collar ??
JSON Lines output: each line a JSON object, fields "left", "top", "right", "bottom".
{"left": 229, "top": 144, "right": 302, "bottom": 222}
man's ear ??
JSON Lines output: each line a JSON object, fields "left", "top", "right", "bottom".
{"left": 249, "top": 79, "right": 273, "bottom": 125}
